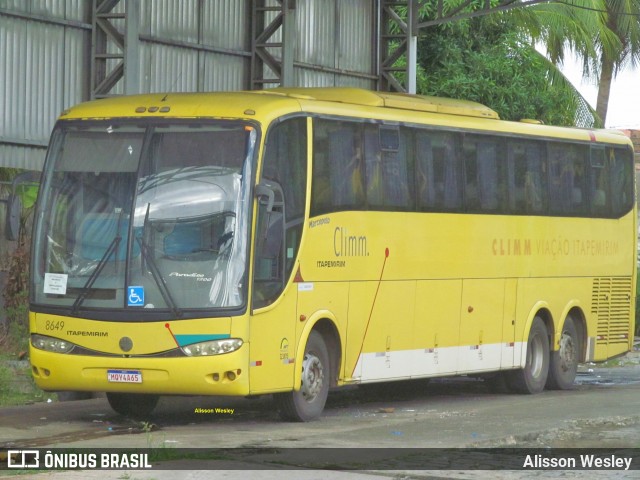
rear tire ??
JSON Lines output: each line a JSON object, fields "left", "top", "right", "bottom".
{"left": 275, "top": 331, "right": 330, "bottom": 422}
{"left": 506, "top": 317, "right": 549, "bottom": 394}
{"left": 546, "top": 317, "right": 579, "bottom": 390}
{"left": 106, "top": 393, "right": 159, "bottom": 418}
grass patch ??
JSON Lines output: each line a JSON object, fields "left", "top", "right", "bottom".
{"left": 0, "top": 353, "right": 50, "bottom": 406}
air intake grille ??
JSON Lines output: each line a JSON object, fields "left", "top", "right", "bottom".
{"left": 591, "top": 277, "right": 632, "bottom": 345}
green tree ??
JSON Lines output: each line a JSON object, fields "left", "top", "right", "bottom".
{"left": 386, "top": 1, "right": 600, "bottom": 126}
{"left": 415, "top": 12, "right": 587, "bottom": 125}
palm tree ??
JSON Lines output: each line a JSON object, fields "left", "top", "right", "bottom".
{"left": 515, "top": 0, "right": 640, "bottom": 126}
{"left": 593, "top": 0, "right": 640, "bottom": 125}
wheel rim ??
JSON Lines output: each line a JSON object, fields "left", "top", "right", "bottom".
{"left": 528, "top": 333, "right": 545, "bottom": 379}
{"left": 300, "top": 351, "right": 324, "bottom": 403}
{"left": 558, "top": 330, "right": 576, "bottom": 373}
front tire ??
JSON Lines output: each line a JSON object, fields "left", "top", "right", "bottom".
{"left": 106, "top": 393, "right": 159, "bottom": 418}
{"left": 546, "top": 317, "right": 579, "bottom": 390}
{"left": 275, "top": 331, "right": 330, "bottom": 422}
{"left": 507, "top": 317, "right": 549, "bottom": 394}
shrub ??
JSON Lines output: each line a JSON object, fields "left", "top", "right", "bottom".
{"left": 1, "top": 238, "right": 30, "bottom": 353}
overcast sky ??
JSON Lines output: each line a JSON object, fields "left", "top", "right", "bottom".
{"left": 560, "top": 54, "right": 640, "bottom": 129}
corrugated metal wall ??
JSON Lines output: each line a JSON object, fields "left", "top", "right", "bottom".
{"left": 0, "top": 0, "right": 90, "bottom": 170}
{"left": 138, "top": 0, "right": 249, "bottom": 93}
{"left": 294, "top": 0, "right": 376, "bottom": 88}
{"left": 0, "top": 0, "right": 377, "bottom": 171}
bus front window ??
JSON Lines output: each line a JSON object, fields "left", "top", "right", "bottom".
{"left": 32, "top": 121, "right": 256, "bottom": 316}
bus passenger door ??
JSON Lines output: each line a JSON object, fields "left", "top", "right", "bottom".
{"left": 249, "top": 185, "right": 297, "bottom": 394}
{"left": 248, "top": 117, "right": 308, "bottom": 394}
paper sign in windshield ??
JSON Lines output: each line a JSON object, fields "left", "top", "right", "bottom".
{"left": 44, "top": 273, "right": 68, "bottom": 295}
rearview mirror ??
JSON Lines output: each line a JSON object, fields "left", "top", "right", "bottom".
{"left": 255, "top": 180, "right": 284, "bottom": 259}
{"left": 255, "top": 182, "right": 275, "bottom": 212}
{"left": 4, "top": 194, "right": 22, "bottom": 241}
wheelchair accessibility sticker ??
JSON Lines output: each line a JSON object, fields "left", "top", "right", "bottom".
{"left": 128, "top": 286, "right": 144, "bottom": 307}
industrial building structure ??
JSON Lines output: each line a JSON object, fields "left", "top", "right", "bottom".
{"left": 1, "top": 0, "right": 545, "bottom": 171}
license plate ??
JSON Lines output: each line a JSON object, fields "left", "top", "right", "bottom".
{"left": 107, "top": 369, "right": 142, "bottom": 383}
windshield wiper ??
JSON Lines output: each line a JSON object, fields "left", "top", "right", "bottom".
{"left": 136, "top": 203, "right": 182, "bottom": 317}
{"left": 71, "top": 210, "right": 125, "bottom": 314}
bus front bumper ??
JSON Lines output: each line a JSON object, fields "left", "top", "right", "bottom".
{"left": 29, "top": 345, "right": 250, "bottom": 397}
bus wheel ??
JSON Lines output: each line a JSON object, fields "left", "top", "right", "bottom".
{"left": 275, "top": 331, "right": 330, "bottom": 422}
{"left": 546, "top": 317, "right": 579, "bottom": 390}
{"left": 106, "top": 393, "right": 159, "bottom": 418}
{"left": 507, "top": 317, "right": 549, "bottom": 394}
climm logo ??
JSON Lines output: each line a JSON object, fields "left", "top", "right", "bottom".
{"left": 334, "top": 227, "right": 369, "bottom": 257}
{"left": 492, "top": 238, "right": 532, "bottom": 256}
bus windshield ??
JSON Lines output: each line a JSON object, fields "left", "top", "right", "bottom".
{"left": 32, "top": 120, "right": 257, "bottom": 316}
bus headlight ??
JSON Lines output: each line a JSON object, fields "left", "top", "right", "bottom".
{"left": 181, "top": 338, "right": 243, "bottom": 356}
{"left": 31, "top": 334, "right": 75, "bottom": 354}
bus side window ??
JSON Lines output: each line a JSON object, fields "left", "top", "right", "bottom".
{"left": 415, "top": 130, "right": 462, "bottom": 211}
{"left": 610, "top": 147, "right": 634, "bottom": 217}
{"left": 463, "top": 137, "right": 480, "bottom": 211}
{"left": 364, "top": 125, "right": 383, "bottom": 206}
{"left": 312, "top": 119, "right": 365, "bottom": 215}
{"left": 590, "top": 145, "right": 610, "bottom": 216}
{"left": 365, "top": 125, "right": 411, "bottom": 210}
{"left": 415, "top": 132, "right": 435, "bottom": 210}
{"left": 380, "top": 126, "right": 410, "bottom": 210}
{"left": 329, "top": 123, "right": 364, "bottom": 210}
{"left": 549, "top": 143, "right": 587, "bottom": 216}
{"left": 311, "top": 121, "right": 332, "bottom": 215}
{"left": 507, "top": 142, "right": 524, "bottom": 212}
{"left": 463, "top": 135, "right": 504, "bottom": 213}
{"left": 483, "top": 141, "right": 505, "bottom": 212}
{"left": 508, "top": 140, "right": 547, "bottom": 215}
{"left": 571, "top": 146, "right": 588, "bottom": 215}
{"left": 441, "top": 133, "right": 463, "bottom": 210}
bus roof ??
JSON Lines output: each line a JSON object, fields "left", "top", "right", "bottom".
{"left": 59, "top": 91, "right": 302, "bottom": 122}
{"left": 60, "top": 88, "right": 498, "bottom": 121}
{"left": 259, "top": 87, "right": 500, "bottom": 119}
{"left": 58, "top": 88, "right": 630, "bottom": 146}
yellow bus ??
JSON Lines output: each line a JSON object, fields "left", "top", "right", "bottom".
{"left": 28, "top": 88, "right": 636, "bottom": 421}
